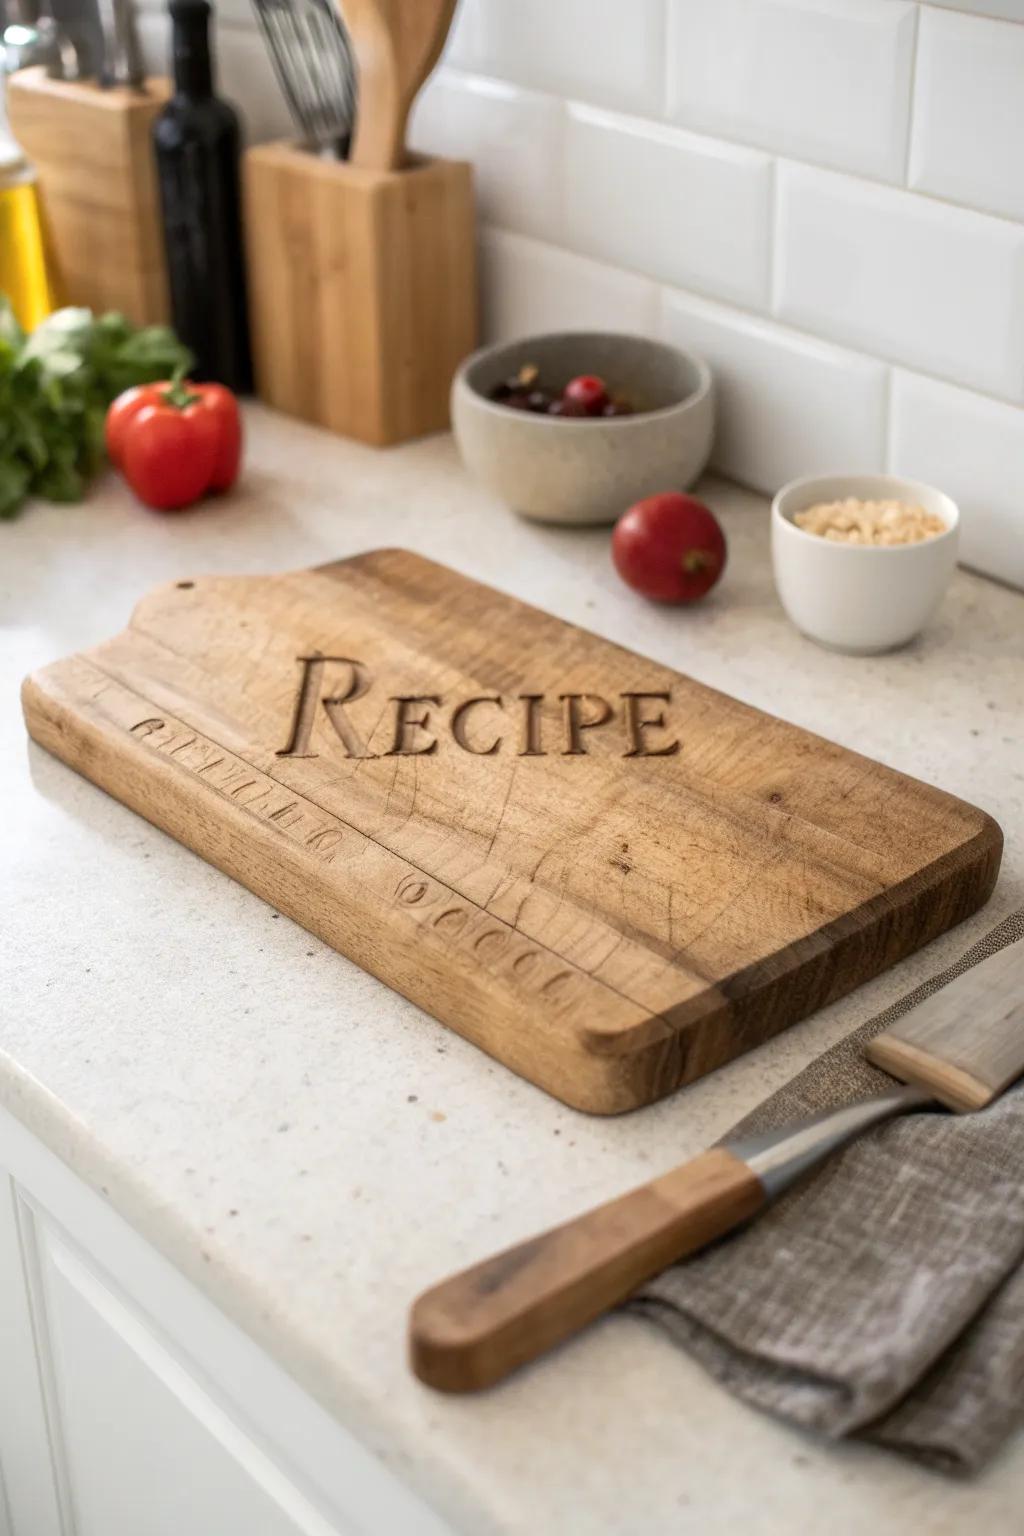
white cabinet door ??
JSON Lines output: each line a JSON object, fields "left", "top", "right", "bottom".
{"left": 0, "top": 1470, "right": 12, "bottom": 1536}
{"left": 36, "top": 1225, "right": 350, "bottom": 1536}
{"left": 0, "top": 1107, "right": 456, "bottom": 1536}
{"left": 0, "top": 1177, "right": 66, "bottom": 1536}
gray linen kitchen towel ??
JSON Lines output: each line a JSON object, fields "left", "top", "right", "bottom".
{"left": 629, "top": 912, "right": 1024, "bottom": 1475}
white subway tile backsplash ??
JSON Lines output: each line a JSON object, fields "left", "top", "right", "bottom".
{"left": 660, "top": 289, "right": 887, "bottom": 492}
{"left": 217, "top": 25, "right": 293, "bottom": 143}
{"left": 136, "top": 8, "right": 168, "bottom": 77}
{"left": 442, "top": 0, "right": 478, "bottom": 71}
{"left": 178, "top": 0, "right": 1024, "bottom": 583}
{"left": 910, "top": 10, "right": 1024, "bottom": 225}
{"left": 775, "top": 163, "right": 1024, "bottom": 403}
{"left": 409, "top": 72, "right": 564, "bottom": 246}
{"left": 924, "top": 1, "right": 1024, "bottom": 21}
{"left": 209, "top": 0, "right": 251, "bottom": 28}
{"left": 563, "top": 105, "right": 772, "bottom": 310}
{"left": 450, "top": 0, "right": 666, "bottom": 118}
{"left": 667, "top": 0, "right": 916, "bottom": 184}
{"left": 479, "top": 229, "right": 659, "bottom": 345}
{"left": 890, "top": 371, "right": 1024, "bottom": 589}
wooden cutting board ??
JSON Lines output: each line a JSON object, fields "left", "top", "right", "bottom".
{"left": 22, "top": 550, "right": 1002, "bottom": 1114}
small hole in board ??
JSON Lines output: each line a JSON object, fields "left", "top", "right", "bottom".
{"left": 176, "top": 581, "right": 195, "bottom": 590}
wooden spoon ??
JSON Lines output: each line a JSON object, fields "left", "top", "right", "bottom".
{"left": 340, "top": 0, "right": 457, "bottom": 172}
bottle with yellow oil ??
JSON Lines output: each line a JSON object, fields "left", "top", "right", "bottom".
{"left": 0, "top": 57, "right": 56, "bottom": 331}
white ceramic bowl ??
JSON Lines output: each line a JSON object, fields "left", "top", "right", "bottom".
{"left": 451, "top": 332, "right": 714, "bottom": 525}
{"left": 771, "top": 474, "right": 960, "bottom": 654}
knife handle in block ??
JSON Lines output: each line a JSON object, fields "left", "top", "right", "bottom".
{"left": 409, "top": 1149, "right": 765, "bottom": 1393}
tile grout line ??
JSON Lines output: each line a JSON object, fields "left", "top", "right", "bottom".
{"left": 881, "top": 366, "right": 896, "bottom": 475}
{"left": 768, "top": 157, "right": 783, "bottom": 319}
{"left": 657, "top": 0, "right": 673, "bottom": 127}
{"left": 902, "top": 3, "right": 923, "bottom": 189}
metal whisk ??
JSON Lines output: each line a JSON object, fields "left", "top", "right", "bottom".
{"left": 249, "top": 0, "right": 358, "bottom": 159}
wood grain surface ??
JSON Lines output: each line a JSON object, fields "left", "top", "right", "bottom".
{"left": 244, "top": 145, "right": 476, "bottom": 446}
{"left": 21, "top": 550, "right": 1002, "bottom": 1114}
{"left": 410, "top": 1147, "right": 764, "bottom": 1392}
{"left": 8, "top": 70, "right": 171, "bottom": 326}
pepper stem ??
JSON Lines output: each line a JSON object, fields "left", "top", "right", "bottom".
{"left": 161, "top": 366, "right": 202, "bottom": 411}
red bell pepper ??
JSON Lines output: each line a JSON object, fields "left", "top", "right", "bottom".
{"left": 106, "top": 379, "right": 242, "bottom": 511}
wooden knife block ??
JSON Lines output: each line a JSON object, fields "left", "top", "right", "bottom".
{"left": 7, "top": 69, "right": 171, "bottom": 326}
{"left": 244, "top": 143, "right": 477, "bottom": 447}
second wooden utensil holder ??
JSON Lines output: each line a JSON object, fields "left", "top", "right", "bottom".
{"left": 244, "top": 143, "right": 476, "bottom": 447}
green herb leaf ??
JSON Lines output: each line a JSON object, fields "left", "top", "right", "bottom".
{"left": 35, "top": 454, "right": 86, "bottom": 502}
{"left": 21, "top": 306, "right": 94, "bottom": 361}
{"left": 0, "top": 456, "right": 31, "bottom": 518}
{"left": 0, "top": 302, "right": 194, "bottom": 518}
{"left": 0, "top": 297, "right": 24, "bottom": 350}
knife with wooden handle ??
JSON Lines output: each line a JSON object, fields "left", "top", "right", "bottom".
{"left": 410, "top": 940, "right": 1024, "bottom": 1393}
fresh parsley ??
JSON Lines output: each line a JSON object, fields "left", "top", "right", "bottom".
{"left": 0, "top": 300, "right": 193, "bottom": 519}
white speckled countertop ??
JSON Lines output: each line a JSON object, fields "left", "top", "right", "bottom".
{"left": 4, "top": 405, "right": 1024, "bottom": 1534}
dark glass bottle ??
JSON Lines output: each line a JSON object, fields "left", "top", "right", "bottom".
{"left": 153, "top": 0, "right": 253, "bottom": 391}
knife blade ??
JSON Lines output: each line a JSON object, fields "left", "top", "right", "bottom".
{"left": 95, "top": 0, "right": 143, "bottom": 88}
{"left": 410, "top": 938, "right": 1024, "bottom": 1393}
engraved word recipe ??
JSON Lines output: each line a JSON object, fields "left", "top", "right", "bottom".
{"left": 278, "top": 656, "right": 681, "bottom": 759}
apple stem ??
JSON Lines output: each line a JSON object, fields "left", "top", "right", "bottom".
{"left": 682, "top": 549, "right": 717, "bottom": 575}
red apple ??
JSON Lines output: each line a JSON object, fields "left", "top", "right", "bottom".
{"left": 612, "top": 492, "right": 726, "bottom": 604}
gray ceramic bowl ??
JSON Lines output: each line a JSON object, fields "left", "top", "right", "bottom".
{"left": 451, "top": 332, "right": 714, "bottom": 525}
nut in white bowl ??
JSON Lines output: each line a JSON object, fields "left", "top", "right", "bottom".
{"left": 772, "top": 474, "right": 960, "bottom": 654}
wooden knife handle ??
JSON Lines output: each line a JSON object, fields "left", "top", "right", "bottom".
{"left": 409, "top": 1148, "right": 765, "bottom": 1393}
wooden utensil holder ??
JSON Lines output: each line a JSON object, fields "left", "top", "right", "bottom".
{"left": 244, "top": 142, "right": 476, "bottom": 447}
{"left": 7, "top": 69, "right": 171, "bottom": 326}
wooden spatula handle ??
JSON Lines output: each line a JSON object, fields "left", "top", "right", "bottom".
{"left": 342, "top": 0, "right": 457, "bottom": 171}
{"left": 409, "top": 1148, "right": 765, "bottom": 1393}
